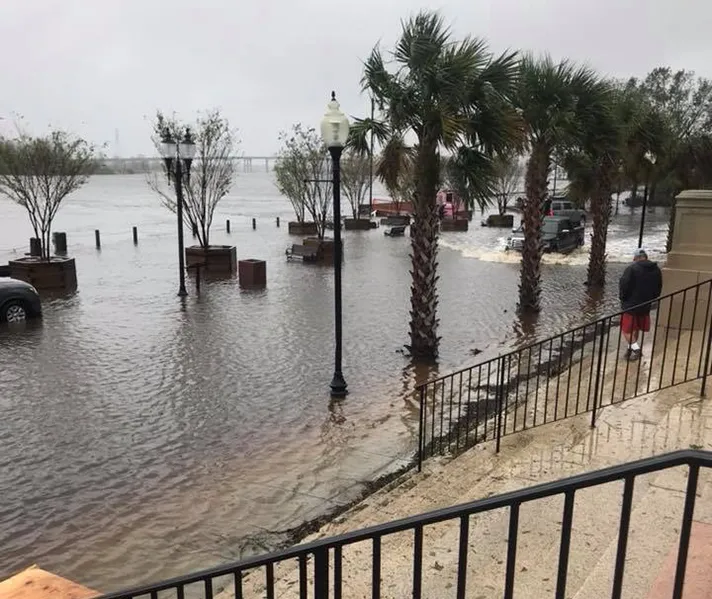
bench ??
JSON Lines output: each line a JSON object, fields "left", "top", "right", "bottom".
{"left": 286, "top": 244, "right": 318, "bottom": 262}
{"left": 384, "top": 225, "right": 407, "bottom": 237}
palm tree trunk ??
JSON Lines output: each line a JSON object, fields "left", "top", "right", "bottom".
{"left": 408, "top": 139, "right": 441, "bottom": 360}
{"left": 586, "top": 165, "right": 613, "bottom": 287}
{"left": 519, "top": 143, "right": 549, "bottom": 312}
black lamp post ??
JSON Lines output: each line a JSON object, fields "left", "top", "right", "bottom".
{"left": 161, "top": 128, "right": 196, "bottom": 297}
{"left": 638, "top": 151, "right": 656, "bottom": 249}
{"left": 320, "top": 91, "right": 350, "bottom": 397}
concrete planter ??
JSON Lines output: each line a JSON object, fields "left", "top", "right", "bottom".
{"left": 344, "top": 218, "right": 376, "bottom": 231}
{"left": 483, "top": 214, "right": 514, "bottom": 228}
{"left": 380, "top": 215, "right": 411, "bottom": 227}
{"left": 185, "top": 245, "right": 237, "bottom": 273}
{"left": 288, "top": 221, "right": 318, "bottom": 236}
{"left": 441, "top": 219, "right": 469, "bottom": 232}
{"left": 239, "top": 259, "right": 266, "bottom": 288}
{"left": 9, "top": 256, "right": 78, "bottom": 291}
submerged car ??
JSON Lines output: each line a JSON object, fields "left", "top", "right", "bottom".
{"left": 0, "top": 278, "right": 42, "bottom": 323}
{"left": 507, "top": 216, "right": 585, "bottom": 253}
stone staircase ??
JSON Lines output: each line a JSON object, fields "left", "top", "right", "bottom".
{"left": 226, "top": 378, "right": 712, "bottom": 598}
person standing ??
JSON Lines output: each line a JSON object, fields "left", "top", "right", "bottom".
{"left": 619, "top": 248, "right": 663, "bottom": 361}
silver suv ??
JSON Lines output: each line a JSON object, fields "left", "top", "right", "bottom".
{"left": 547, "top": 197, "right": 586, "bottom": 225}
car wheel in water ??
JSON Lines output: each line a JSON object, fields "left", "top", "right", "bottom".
{"left": 2, "top": 301, "right": 27, "bottom": 323}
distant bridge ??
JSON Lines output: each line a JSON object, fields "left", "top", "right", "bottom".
{"left": 99, "top": 156, "right": 278, "bottom": 173}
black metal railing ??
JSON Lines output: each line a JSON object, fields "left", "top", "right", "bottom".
{"left": 98, "top": 449, "right": 712, "bottom": 599}
{"left": 418, "top": 279, "right": 712, "bottom": 469}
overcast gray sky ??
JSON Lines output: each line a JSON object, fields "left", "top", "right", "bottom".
{"left": 0, "top": 0, "right": 709, "bottom": 157}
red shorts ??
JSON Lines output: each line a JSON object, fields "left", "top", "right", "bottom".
{"left": 621, "top": 312, "right": 651, "bottom": 335}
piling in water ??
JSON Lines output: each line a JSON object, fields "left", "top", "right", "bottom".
{"left": 226, "top": 219, "right": 231, "bottom": 233}
{"left": 252, "top": 218, "right": 256, "bottom": 230}
{"left": 95, "top": 230, "right": 101, "bottom": 249}
{"left": 30, "top": 238, "right": 42, "bottom": 257}
{"left": 276, "top": 217, "right": 280, "bottom": 228}
{"left": 132, "top": 226, "right": 138, "bottom": 245}
{"left": 52, "top": 232, "right": 67, "bottom": 254}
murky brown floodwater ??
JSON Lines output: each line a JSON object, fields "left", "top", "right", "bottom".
{"left": 0, "top": 174, "right": 670, "bottom": 591}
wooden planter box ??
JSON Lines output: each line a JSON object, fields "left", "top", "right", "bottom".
{"left": 380, "top": 215, "right": 411, "bottom": 227}
{"left": 288, "top": 221, "right": 318, "bottom": 236}
{"left": 344, "top": 218, "right": 376, "bottom": 231}
{"left": 239, "top": 259, "right": 266, "bottom": 288}
{"left": 9, "top": 256, "right": 78, "bottom": 291}
{"left": 441, "top": 219, "right": 469, "bottom": 232}
{"left": 186, "top": 245, "right": 237, "bottom": 273}
{"left": 483, "top": 214, "right": 514, "bottom": 228}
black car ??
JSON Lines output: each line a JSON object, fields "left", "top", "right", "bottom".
{"left": 0, "top": 278, "right": 42, "bottom": 323}
{"left": 507, "top": 216, "right": 585, "bottom": 253}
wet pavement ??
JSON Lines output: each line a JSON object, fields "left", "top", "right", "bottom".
{"left": 0, "top": 174, "right": 672, "bottom": 590}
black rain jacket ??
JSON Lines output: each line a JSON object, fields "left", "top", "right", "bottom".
{"left": 619, "top": 260, "right": 663, "bottom": 314}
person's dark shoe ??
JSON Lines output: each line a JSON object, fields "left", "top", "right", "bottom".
{"left": 629, "top": 349, "right": 642, "bottom": 362}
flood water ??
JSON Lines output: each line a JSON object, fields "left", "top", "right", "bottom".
{"left": 0, "top": 173, "right": 670, "bottom": 591}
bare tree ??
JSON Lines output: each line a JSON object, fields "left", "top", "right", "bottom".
{"left": 341, "top": 151, "right": 371, "bottom": 219}
{"left": 491, "top": 153, "right": 523, "bottom": 215}
{"left": 274, "top": 124, "right": 332, "bottom": 239}
{"left": 0, "top": 130, "right": 96, "bottom": 260}
{"left": 148, "top": 110, "right": 238, "bottom": 248}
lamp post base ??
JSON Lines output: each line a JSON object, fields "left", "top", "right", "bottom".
{"left": 330, "top": 372, "right": 348, "bottom": 397}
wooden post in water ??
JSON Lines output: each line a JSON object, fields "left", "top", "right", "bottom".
{"left": 52, "top": 232, "right": 67, "bottom": 254}
{"left": 276, "top": 217, "right": 280, "bottom": 228}
{"left": 132, "top": 226, "right": 138, "bottom": 245}
{"left": 252, "top": 218, "right": 256, "bottom": 230}
{"left": 95, "top": 230, "right": 101, "bottom": 249}
{"left": 226, "top": 219, "right": 231, "bottom": 233}
{"left": 29, "top": 238, "right": 42, "bottom": 257}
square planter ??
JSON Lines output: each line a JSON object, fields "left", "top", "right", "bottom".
{"left": 9, "top": 256, "right": 78, "bottom": 291}
{"left": 344, "top": 218, "right": 375, "bottom": 231}
{"left": 483, "top": 214, "right": 514, "bottom": 228}
{"left": 186, "top": 245, "right": 237, "bottom": 273}
{"left": 239, "top": 259, "right": 266, "bottom": 288}
{"left": 288, "top": 221, "right": 318, "bottom": 236}
{"left": 440, "top": 219, "right": 469, "bottom": 232}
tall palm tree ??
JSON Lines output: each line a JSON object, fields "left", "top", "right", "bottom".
{"left": 564, "top": 81, "right": 617, "bottom": 287}
{"left": 349, "top": 12, "right": 521, "bottom": 360}
{"left": 514, "top": 55, "right": 600, "bottom": 312}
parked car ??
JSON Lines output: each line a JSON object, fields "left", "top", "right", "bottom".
{"left": 545, "top": 196, "right": 586, "bottom": 225}
{"left": 507, "top": 216, "right": 585, "bottom": 253}
{"left": 0, "top": 278, "right": 42, "bottom": 323}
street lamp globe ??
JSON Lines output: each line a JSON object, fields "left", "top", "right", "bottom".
{"left": 160, "top": 134, "right": 177, "bottom": 159}
{"left": 179, "top": 127, "right": 197, "bottom": 160}
{"left": 320, "top": 91, "right": 350, "bottom": 148}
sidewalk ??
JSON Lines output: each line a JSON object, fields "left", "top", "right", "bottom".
{"left": 223, "top": 372, "right": 711, "bottom": 597}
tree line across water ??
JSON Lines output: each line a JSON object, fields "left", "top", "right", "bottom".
{"left": 0, "top": 10, "right": 710, "bottom": 363}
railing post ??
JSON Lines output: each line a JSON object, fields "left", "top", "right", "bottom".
{"left": 496, "top": 356, "right": 505, "bottom": 454}
{"left": 313, "top": 547, "right": 329, "bottom": 599}
{"left": 702, "top": 306, "right": 712, "bottom": 397}
{"left": 417, "top": 385, "right": 425, "bottom": 472}
{"left": 591, "top": 320, "right": 606, "bottom": 428}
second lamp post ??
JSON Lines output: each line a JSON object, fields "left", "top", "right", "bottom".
{"left": 161, "top": 129, "right": 196, "bottom": 297}
{"left": 320, "top": 92, "right": 350, "bottom": 397}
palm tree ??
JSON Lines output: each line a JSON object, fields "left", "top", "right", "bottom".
{"left": 349, "top": 12, "right": 520, "bottom": 360}
{"left": 564, "top": 81, "right": 617, "bottom": 287}
{"left": 514, "top": 55, "right": 600, "bottom": 312}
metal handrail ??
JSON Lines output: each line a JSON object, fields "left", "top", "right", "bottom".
{"left": 417, "top": 278, "right": 712, "bottom": 469}
{"left": 98, "top": 449, "right": 712, "bottom": 599}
